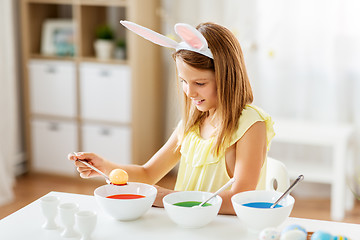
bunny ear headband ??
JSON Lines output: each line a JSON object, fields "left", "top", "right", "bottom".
{"left": 120, "top": 20, "right": 213, "bottom": 59}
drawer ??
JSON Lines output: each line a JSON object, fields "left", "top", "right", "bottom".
{"left": 28, "top": 60, "right": 76, "bottom": 117}
{"left": 80, "top": 63, "right": 131, "bottom": 123}
{"left": 31, "top": 119, "right": 78, "bottom": 175}
{"left": 81, "top": 123, "right": 132, "bottom": 165}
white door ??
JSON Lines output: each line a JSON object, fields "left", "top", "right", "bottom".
{"left": 81, "top": 123, "right": 132, "bottom": 165}
{"left": 28, "top": 60, "right": 76, "bottom": 117}
{"left": 80, "top": 63, "right": 131, "bottom": 123}
{"left": 31, "top": 118, "right": 78, "bottom": 175}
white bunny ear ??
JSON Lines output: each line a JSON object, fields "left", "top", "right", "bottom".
{"left": 120, "top": 20, "right": 178, "bottom": 49}
{"left": 174, "top": 23, "right": 213, "bottom": 59}
{"left": 175, "top": 23, "right": 208, "bottom": 50}
{"left": 120, "top": 20, "right": 214, "bottom": 59}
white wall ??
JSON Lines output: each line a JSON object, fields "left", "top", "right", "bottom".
{"left": 160, "top": 0, "right": 360, "bottom": 197}
{"left": 0, "top": 0, "right": 23, "bottom": 205}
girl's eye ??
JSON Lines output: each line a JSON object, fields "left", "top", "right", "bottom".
{"left": 196, "top": 82, "right": 205, "bottom": 86}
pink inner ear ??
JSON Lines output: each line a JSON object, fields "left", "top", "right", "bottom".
{"left": 177, "top": 26, "right": 204, "bottom": 49}
{"left": 138, "top": 29, "right": 171, "bottom": 47}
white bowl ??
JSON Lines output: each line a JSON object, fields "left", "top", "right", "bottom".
{"left": 163, "top": 191, "right": 222, "bottom": 228}
{"left": 94, "top": 183, "right": 157, "bottom": 221}
{"left": 231, "top": 190, "right": 294, "bottom": 232}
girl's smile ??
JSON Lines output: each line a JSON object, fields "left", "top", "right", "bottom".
{"left": 192, "top": 98, "right": 205, "bottom": 105}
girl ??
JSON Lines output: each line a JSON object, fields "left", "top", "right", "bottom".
{"left": 68, "top": 21, "right": 274, "bottom": 215}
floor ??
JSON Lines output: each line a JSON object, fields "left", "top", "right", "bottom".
{"left": 1, "top": 173, "right": 359, "bottom": 224}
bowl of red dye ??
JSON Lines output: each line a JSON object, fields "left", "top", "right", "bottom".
{"left": 94, "top": 183, "right": 157, "bottom": 221}
{"left": 231, "top": 190, "right": 294, "bottom": 232}
{"left": 163, "top": 191, "right": 222, "bottom": 228}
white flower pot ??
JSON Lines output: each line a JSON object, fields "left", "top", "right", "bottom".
{"left": 94, "top": 39, "right": 114, "bottom": 60}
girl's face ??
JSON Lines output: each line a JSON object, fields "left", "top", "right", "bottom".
{"left": 176, "top": 58, "right": 218, "bottom": 115}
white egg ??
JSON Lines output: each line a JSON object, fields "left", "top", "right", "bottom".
{"left": 258, "top": 228, "right": 281, "bottom": 240}
{"left": 280, "top": 229, "right": 307, "bottom": 240}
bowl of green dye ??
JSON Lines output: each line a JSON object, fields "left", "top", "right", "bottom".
{"left": 231, "top": 190, "right": 295, "bottom": 232}
{"left": 163, "top": 191, "right": 222, "bottom": 228}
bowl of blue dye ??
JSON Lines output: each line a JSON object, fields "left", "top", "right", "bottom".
{"left": 231, "top": 190, "right": 295, "bottom": 232}
{"left": 163, "top": 191, "right": 222, "bottom": 228}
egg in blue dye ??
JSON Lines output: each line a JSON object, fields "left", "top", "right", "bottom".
{"left": 311, "top": 231, "right": 333, "bottom": 240}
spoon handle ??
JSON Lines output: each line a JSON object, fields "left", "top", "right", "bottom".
{"left": 270, "top": 174, "right": 304, "bottom": 208}
{"left": 199, "top": 178, "right": 235, "bottom": 207}
{"left": 73, "top": 152, "right": 110, "bottom": 181}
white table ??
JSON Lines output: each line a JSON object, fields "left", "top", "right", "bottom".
{"left": 1, "top": 192, "right": 359, "bottom": 240}
{"left": 271, "top": 119, "right": 355, "bottom": 221}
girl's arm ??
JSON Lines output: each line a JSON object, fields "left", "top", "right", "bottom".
{"left": 70, "top": 126, "right": 181, "bottom": 185}
{"left": 218, "top": 121, "right": 267, "bottom": 215}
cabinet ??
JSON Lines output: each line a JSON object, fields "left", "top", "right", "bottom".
{"left": 20, "top": 0, "right": 163, "bottom": 176}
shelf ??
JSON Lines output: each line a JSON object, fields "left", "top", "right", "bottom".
{"left": 29, "top": 55, "right": 128, "bottom": 64}
{"left": 30, "top": 114, "right": 77, "bottom": 122}
{"left": 24, "top": 0, "right": 127, "bottom": 6}
{"left": 24, "top": 2, "right": 74, "bottom": 56}
{"left": 81, "top": 118, "right": 132, "bottom": 127}
{"left": 30, "top": 54, "right": 75, "bottom": 61}
{"left": 79, "top": 57, "right": 128, "bottom": 65}
{"left": 24, "top": 0, "right": 74, "bottom": 4}
{"left": 79, "top": 0, "right": 128, "bottom": 7}
{"left": 78, "top": 4, "right": 127, "bottom": 59}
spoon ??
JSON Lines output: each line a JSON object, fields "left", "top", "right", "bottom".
{"left": 73, "top": 152, "right": 111, "bottom": 184}
{"left": 193, "top": 178, "right": 236, "bottom": 208}
{"left": 270, "top": 174, "right": 304, "bottom": 208}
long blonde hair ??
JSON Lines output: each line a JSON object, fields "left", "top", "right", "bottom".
{"left": 174, "top": 22, "right": 253, "bottom": 156}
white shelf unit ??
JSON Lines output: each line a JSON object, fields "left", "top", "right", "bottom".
{"left": 21, "top": 0, "right": 163, "bottom": 176}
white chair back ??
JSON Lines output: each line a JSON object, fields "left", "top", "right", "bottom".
{"left": 266, "top": 157, "right": 290, "bottom": 192}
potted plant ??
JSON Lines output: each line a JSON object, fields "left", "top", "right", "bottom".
{"left": 94, "top": 24, "right": 115, "bottom": 60}
{"left": 114, "top": 38, "right": 127, "bottom": 60}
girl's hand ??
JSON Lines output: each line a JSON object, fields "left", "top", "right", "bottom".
{"left": 68, "top": 152, "right": 110, "bottom": 178}
{"left": 153, "top": 185, "right": 176, "bottom": 208}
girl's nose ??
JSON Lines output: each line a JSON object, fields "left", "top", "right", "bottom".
{"left": 186, "top": 85, "right": 196, "bottom": 98}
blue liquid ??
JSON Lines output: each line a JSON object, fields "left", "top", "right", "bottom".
{"left": 242, "top": 202, "right": 282, "bottom": 208}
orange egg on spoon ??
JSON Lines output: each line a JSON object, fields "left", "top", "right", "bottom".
{"left": 109, "top": 169, "right": 128, "bottom": 185}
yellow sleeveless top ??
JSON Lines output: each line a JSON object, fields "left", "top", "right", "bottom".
{"left": 174, "top": 104, "right": 275, "bottom": 192}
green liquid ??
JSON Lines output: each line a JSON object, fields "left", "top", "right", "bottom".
{"left": 173, "top": 201, "right": 212, "bottom": 207}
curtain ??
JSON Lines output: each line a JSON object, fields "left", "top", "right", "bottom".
{"left": 161, "top": 0, "right": 360, "bottom": 177}
{"left": 0, "top": 0, "right": 18, "bottom": 205}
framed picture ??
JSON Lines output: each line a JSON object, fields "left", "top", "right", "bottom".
{"left": 41, "top": 19, "right": 75, "bottom": 56}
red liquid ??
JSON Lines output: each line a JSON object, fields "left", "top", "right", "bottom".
{"left": 110, "top": 182, "right": 127, "bottom": 186}
{"left": 106, "top": 194, "right": 145, "bottom": 199}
